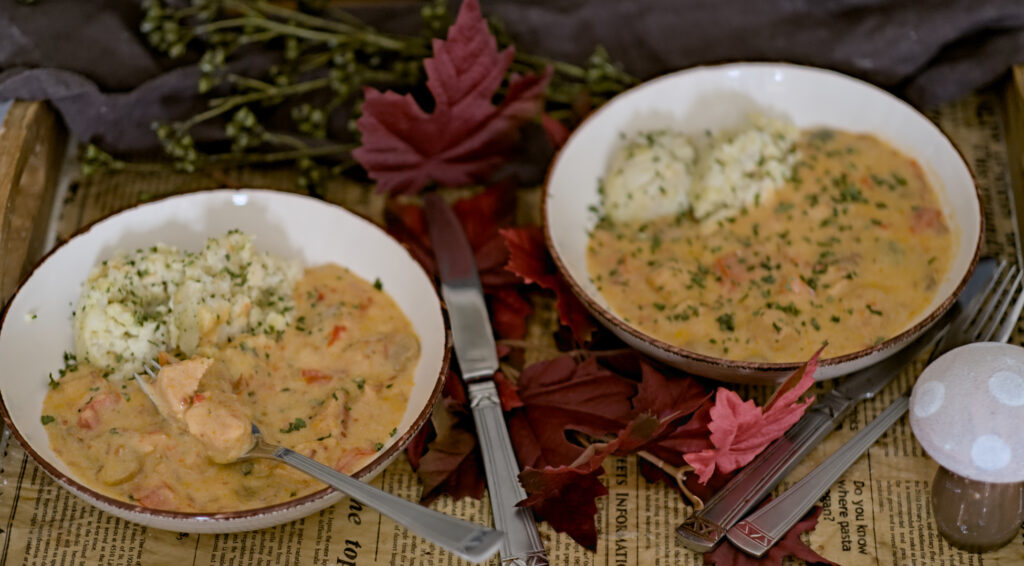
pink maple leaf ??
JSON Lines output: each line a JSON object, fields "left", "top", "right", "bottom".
{"left": 685, "top": 350, "right": 822, "bottom": 483}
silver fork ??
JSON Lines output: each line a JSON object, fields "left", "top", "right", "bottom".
{"left": 726, "top": 261, "right": 1024, "bottom": 557}
{"left": 134, "top": 361, "right": 503, "bottom": 563}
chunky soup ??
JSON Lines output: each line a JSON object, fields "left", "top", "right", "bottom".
{"left": 43, "top": 264, "right": 418, "bottom": 512}
{"left": 587, "top": 129, "right": 954, "bottom": 363}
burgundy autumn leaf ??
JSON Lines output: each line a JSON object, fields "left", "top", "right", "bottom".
{"left": 684, "top": 351, "right": 821, "bottom": 483}
{"left": 416, "top": 398, "right": 486, "bottom": 503}
{"left": 406, "top": 371, "right": 486, "bottom": 503}
{"left": 596, "top": 362, "right": 712, "bottom": 456}
{"left": 487, "top": 287, "right": 533, "bottom": 340}
{"left": 514, "top": 412, "right": 642, "bottom": 549}
{"left": 353, "top": 0, "right": 552, "bottom": 194}
{"left": 518, "top": 462, "right": 608, "bottom": 550}
{"left": 506, "top": 356, "right": 636, "bottom": 468}
{"left": 493, "top": 372, "right": 524, "bottom": 412}
{"left": 508, "top": 359, "right": 711, "bottom": 550}
{"left": 646, "top": 398, "right": 715, "bottom": 464}
{"left": 632, "top": 361, "right": 711, "bottom": 421}
{"left": 384, "top": 185, "right": 533, "bottom": 339}
{"left": 703, "top": 506, "right": 837, "bottom": 566}
{"left": 501, "top": 225, "right": 597, "bottom": 342}
{"left": 541, "top": 113, "right": 571, "bottom": 149}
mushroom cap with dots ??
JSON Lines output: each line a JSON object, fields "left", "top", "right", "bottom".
{"left": 910, "top": 342, "right": 1024, "bottom": 484}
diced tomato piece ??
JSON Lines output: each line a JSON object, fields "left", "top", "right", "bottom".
{"left": 335, "top": 448, "right": 376, "bottom": 473}
{"left": 302, "top": 369, "right": 332, "bottom": 384}
{"left": 911, "top": 207, "right": 948, "bottom": 234}
{"left": 714, "top": 253, "right": 746, "bottom": 288}
{"left": 192, "top": 393, "right": 205, "bottom": 403}
{"left": 327, "top": 325, "right": 347, "bottom": 347}
{"left": 77, "top": 393, "right": 120, "bottom": 429}
{"left": 135, "top": 483, "right": 179, "bottom": 510}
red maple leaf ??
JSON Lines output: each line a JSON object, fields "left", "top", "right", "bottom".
{"left": 597, "top": 362, "right": 712, "bottom": 456}
{"left": 510, "top": 358, "right": 713, "bottom": 549}
{"left": 632, "top": 361, "right": 711, "bottom": 421}
{"left": 505, "top": 356, "right": 636, "bottom": 468}
{"left": 646, "top": 398, "right": 715, "bottom": 463}
{"left": 353, "top": 0, "right": 552, "bottom": 194}
{"left": 384, "top": 185, "right": 532, "bottom": 339}
{"left": 518, "top": 460, "right": 608, "bottom": 551}
{"left": 406, "top": 372, "right": 486, "bottom": 503}
{"left": 541, "top": 113, "right": 571, "bottom": 149}
{"left": 684, "top": 351, "right": 821, "bottom": 483}
{"left": 703, "top": 506, "right": 838, "bottom": 566}
{"left": 501, "top": 225, "right": 597, "bottom": 342}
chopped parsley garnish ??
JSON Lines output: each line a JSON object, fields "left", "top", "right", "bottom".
{"left": 716, "top": 313, "right": 735, "bottom": 332}
{"left": 40, "top": 415, "right": 56, "bottom": 425}
{"left": 769, "top": 301, "right": 801, "bottom": 316}
{"left": 280, "top": 418, "right": 307, "bottom": 433}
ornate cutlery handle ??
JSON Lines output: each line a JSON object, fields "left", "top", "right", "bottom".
{"left": 676, "top": 404, "right": 844, "bottom": 552}
{"left": 726, "top": 393, "right": 910, "bottom": 556}
{"left": 468, "top": 380, "right": 549, "bottom": 566}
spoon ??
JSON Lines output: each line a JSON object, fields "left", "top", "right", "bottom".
{"left": 135, "top": 359, "right": 502, "bottom": 563}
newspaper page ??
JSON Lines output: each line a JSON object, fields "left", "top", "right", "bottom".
{"left": 0, "top": 89, "right": 1022, "bottom": 566}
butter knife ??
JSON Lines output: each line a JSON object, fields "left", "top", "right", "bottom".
{"left": 676, "top": 257, "right": 997, "bottom": 553}
{"left": 424, "top": 193, "right": 549, "bottom": 566}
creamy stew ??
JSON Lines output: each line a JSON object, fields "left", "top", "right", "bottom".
{"left": 43, "top": 264, "right": 418, "bottom": 512}
{"left": 587, "top": 130, "right": 955, "bottom": 362}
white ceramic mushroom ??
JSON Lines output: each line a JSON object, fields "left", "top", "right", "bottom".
{"left": 909, "top": 342, "right": 1024, "bottom": 552}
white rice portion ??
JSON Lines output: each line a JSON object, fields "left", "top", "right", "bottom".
{"left": 601, "top": 130, "right": 696, "bottom": 223}
{"left": 690, "top": 114, "right": 800, "bottom": 223}
{"left": 599, "top": 114, "right": 799, "bottom": 225}
{"left": 73, "top": 231, "right": 301, "bottom": 380}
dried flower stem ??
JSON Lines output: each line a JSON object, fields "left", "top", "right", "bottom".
{"left": 635, "top": 450, "right": 704, "bottom": 509}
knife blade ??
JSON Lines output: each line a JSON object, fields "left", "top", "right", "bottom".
{"left": 676, "top": 257, "right": 996, "bottom": 553}
{"left": 424, "top": 193, "right": 549, "bottom": 566}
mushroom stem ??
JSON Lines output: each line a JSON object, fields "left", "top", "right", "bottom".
{"left": 930, "top": 465, "right": 1024, "bottom": 552}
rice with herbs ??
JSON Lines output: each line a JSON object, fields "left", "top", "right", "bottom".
{"left": 73, "top": 231, "right": 301, "bottom": 380}
{"left": 601, "top": 113, "right": 799, "bottom": 225}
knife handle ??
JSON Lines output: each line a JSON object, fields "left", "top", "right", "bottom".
{"left": 467, "top": 380, "right": 549, "bottom": 566}
{"left": 676, "top": 398, "right": 848, "bottom": 552}
{"left": 726, "top": 393, "right": 910, "bottom": 556}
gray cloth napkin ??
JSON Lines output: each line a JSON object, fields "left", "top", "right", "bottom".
{"left": 1, "top": 0, "right": 1022, "bottom": 155}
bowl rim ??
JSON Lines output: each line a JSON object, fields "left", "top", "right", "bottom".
{"left": 0, "top": 187, "right": 451, "bottom": 523}
{"left": 543, "top": 61, "right": 984, "bottom": 375}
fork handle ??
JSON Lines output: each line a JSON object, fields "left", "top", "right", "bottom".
{"left": 676, "top": 405, "right": 840, "bottom": 552}
{"left": 272, "top": 446, "right": 503, "bottom": 563}
{"left": 725, "top": 393, "right": 909, "bottom": 557}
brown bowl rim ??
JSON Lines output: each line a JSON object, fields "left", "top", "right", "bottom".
{"left": 0, "top": 188, "right": 451, "bottom": 524}
{"left": 542, "top": 61, "right": 984, "bottom": 377}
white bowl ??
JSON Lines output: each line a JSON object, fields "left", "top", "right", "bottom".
{"left": 0, "top": 189, "right": 449, "bottom": 532}
{"left": 545, "top": 62, "right": 982, "bottom": 383}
